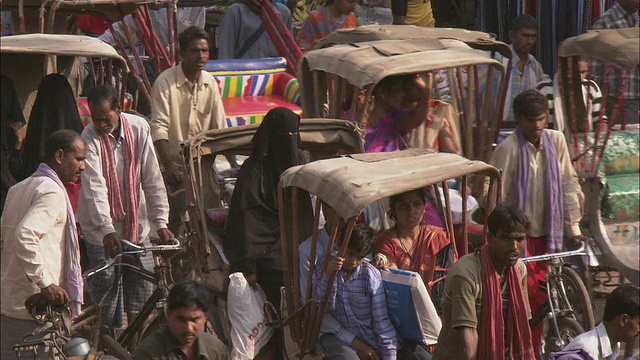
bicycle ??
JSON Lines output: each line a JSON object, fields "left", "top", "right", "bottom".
{"left": 523, "top": 240, "right": 596, "bottom": 357}
{"left": 82, "top": 238, "right": 182, "bottom": 358}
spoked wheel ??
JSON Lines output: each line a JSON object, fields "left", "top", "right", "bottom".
{"left": 558, "top": 266, "right": 595, "bottom": 331}
{"left": 541, "top": 317, "right": 584, "bottom": 357}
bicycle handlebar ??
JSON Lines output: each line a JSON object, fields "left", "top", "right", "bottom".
{"left": 82, "top": 239, "right": 181, "bottom": 280}
{"left": 521, "top": 241, "right": 586, "bottom": 263}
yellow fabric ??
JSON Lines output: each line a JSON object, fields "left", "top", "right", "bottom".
{"left": 406, "top": 0, "right": 435, "bottom": 27}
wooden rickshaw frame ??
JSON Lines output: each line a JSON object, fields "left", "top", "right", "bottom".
{"left": 298, "top": 26, "right": 514, "bottom": 164}
{"left": 178, "top": 119, "right": 365, "bottom": 288}
{"left": 0, "top": 33, "right": 129, "bottom": 120}
{"left": 277, "top": 149, "right": 503, "bottom": 357}
{"left": 556, "top": 28, "right": 640, "bottom": 286}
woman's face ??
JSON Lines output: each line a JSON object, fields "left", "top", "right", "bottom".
{"left": 334, "top": 0, "right": 357, "bottom": 15}
{"left": 393, "top": 191, "right": 425, "bottom": 230}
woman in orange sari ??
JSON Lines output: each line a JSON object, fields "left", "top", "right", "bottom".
{"left": 374, "top": 188, "right": 454, "bottom": 293}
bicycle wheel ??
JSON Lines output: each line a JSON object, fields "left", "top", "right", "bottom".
{"left": 559, "top": 266, "right": 595, "bottom": 331}
{"left": 541, "top": 317, "right": 584, "bottom": 357}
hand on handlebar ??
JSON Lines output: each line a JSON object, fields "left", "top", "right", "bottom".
{"left": 567, "top": 235, "right": 589, "bottom": 251}
{"left": 41, "top": 284, "right": 70, "bottom": 305}
{"left": 155, "top": 228, "right": 175, "bottom": 245}
{"left": 103, "top": 232, "right": 122, "bottom": 259}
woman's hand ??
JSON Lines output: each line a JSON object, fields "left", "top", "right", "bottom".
{"left": 325, "top": 256, "right": 344, "bottom": 276}
{"left": 413, "top": 72, "right": 434, "bottom": 101}
{"left": 373, "top": 253, "right": 387, "bottom": 268}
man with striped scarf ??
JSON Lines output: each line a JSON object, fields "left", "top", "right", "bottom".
{"left": 78, "top": 85, "right": 173, "bottom": 328}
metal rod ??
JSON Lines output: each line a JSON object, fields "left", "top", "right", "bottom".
{"left": 118, "top": 7, "right": 153, "bottom": 94}
{"left": 461, "top": 175, "right": 469, "bottom": 257}
{"left": 473, "top": 65, "right": 483, "bottom": 159}
{"left": 109, "top": 24, "right": 152, "bottom": 107}
{"left": 464, "top": 67, "right": 474, "bottom": 159}
{"left": 291, "top": 188, "right": 302, "bottom": 342}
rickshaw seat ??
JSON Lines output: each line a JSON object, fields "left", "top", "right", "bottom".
{"left": 221, "top": 96, "right": 302, "bottom": 127}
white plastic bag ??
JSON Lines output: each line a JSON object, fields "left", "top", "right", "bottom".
{"left": 228, "top": 273, "right": 274, "bottom": 360}
{"left": 381, "top": 268, "right": 442, "bottom": 345}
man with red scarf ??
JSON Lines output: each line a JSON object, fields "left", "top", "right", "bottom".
{"left": 489, "top": 90, "right": 587, "bottom": 357}
{"left": 433, "top": 206, "right": 534, "bottom": 360}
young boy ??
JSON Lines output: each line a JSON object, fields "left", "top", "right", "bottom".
{"left": 563, "top": 284, "right": 639, "bottom": 360}
{"left": 313, "top": 223, "right": 398, "bottom": 359}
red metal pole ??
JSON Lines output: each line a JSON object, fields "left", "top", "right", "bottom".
{"left": 109, "top": 23, "right": 152, "bottom": 107}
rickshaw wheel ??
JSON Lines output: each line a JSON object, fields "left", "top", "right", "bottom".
{"left": 559, "top": 266, "right": 596, "bottom": 331}
{"left": 541, "top": 317, "right": 584, "bottom": 357}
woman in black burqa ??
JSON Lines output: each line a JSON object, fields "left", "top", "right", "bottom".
{"left": 224, "top": 107, "right": 312, "bottom": 307}
{"left": 19, "top": 74, "right": 84, "bottom": 181}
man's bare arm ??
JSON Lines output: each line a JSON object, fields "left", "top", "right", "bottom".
{"left": 456, "top": 327, "right": 478, "bottom": 360}
{"left": 154, "top": 139, "right": 181, "bottom": 187}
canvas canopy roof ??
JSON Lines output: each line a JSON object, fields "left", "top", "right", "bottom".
{"left": 299, "top": 38, "right": 503, "bottom": 89}
{"left": 1, "top": 34, "right": 127, "bottom": 69}
{"left": 558, "top": 28, "right": 639, "bottom": 69}
{"left": 181, "top": 119, "right": 364, "bottom": 157}
{"left": 319, "top": 25, "right": 512, "bottom": 58}
{"left": 279, "top": 149, "right": 500, "bottom": 220}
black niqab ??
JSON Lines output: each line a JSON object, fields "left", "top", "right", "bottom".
{"left": 19, "top": 74, "right": 84, "bottom": 180}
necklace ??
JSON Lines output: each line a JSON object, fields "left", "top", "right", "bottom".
{"left": 395, "top": 229, "right": 414, "bottom": 262}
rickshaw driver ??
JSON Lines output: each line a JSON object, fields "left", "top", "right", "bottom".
{"left": 432, "top": 206, "right": 534, "bottom": 360}
{"left": 486, "top": 90, "right": 588, "bottom": 358}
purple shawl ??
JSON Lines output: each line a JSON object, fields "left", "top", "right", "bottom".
{"left": 513, "top": 128, "right": 564, "bottom": 253}
{"left": 33, "top": 163, "right": 83, "bottom": 315}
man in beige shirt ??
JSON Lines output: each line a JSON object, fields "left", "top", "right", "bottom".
{"left": 150, "top": 26, "right": 227, "bottom": 227}
{"left": 1, "top": 130, "right": 86, "bottom": 359}
{"left": 488, "top": 89, "right": 587, "bottom": 357}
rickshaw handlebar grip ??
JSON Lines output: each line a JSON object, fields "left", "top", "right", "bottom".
{"left": 521, "top": 240, "right": 586, "bottom": 263}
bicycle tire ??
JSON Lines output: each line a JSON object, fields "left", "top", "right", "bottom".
{"left": 542, "top": 317, "right": 584, "bottom": 357}
{"left": 559, "top": 266, "right": 596, "bottom": 331}
{"left": 101, "top": 333, "right": 133, "bottom": 360}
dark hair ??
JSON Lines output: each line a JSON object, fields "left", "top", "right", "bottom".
{"left": 513, "top": 89, "right": 548, "bottom": 118}
{"left": 487, "top": 205, "right": 530, "bottom": 236}
{"left": 373, "top": 73, "right": 415, "bottom": 97}
{"left": 510, "top": 15, "right": 537, "bottom": 33}
{"left": 603, "top": 284, "right": 640, "bottom": 322}
{"left": 167, "top": 281, "right": 211, "bottom": 313}
{"left": 345, "top": 223, "right": 375, "bottom": 256}
{"left": 388, "top": 188, "right": 427, "bottom": 222}
{"left": 87, "top": 85, "right": 119, "bottom": 111}
{"left": 44, "top": 129, "right": 82, "bottom": 162}
{"left": 179, "top": 26, "right": 210, "bottom": 52}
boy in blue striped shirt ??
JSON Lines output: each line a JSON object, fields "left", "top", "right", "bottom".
{"left": 313, "top": 223, "right": 398, "bottom": 359}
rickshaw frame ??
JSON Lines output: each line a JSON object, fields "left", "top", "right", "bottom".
{"left": 277, "top": 149, "right": 502, "bottom": 357}
{"left": 298, "top": 25, "right": 513, "bottom": 163}
{"left": 0, "top": 33, "right": 129, "bottom": 122}
{"left": 555, "top": 27, "right": 640, "bottom": 286}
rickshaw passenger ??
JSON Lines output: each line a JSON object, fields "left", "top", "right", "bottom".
{"left": 0, "top": 75, "right": 26, "bottom": 215}
{"left": 295, "top": 0, "right": 359, "bottom": 52}
{"left": 313, "top": 223, "right": 399, "bottom": 360}
{"left": 151, "top": 26, "right": 227, "bottom": 226}
{"left": 390, "top": 0, "right": 435, "bottom": 27}
{"left": 591, "top": 0, "right": 639, "bottom": 126}
{"left": 224, "top": 107, "right": 308, "bottom": 306}
{"left": 487, "top": 90, "right": 587, "bottom": 357}
{"left": 535, "top": 58, "right": 604, "bottom": 133}
{"left": 373, "top": 188, "right": 453, "bottom": 294}
{"left": 217, "top": 0, "right": 292, "bottom": 60}
{"left": 432, "top": 206, "right": 534, "bottom": 360}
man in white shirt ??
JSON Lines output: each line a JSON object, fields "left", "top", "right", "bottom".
{"left": 564, "top": 284, "right": 639, "bottom": 360}
{"left": 78, "top": 85, "right": 173, "bottom": 328}
{"left": 151, "top": 26, "right": 227, "bottom": 227}
{"left": 488, "top": 90, "right": 587, "bottom": 357}
{"left": 1, "top": 130, "right": 86, "bottom": 359}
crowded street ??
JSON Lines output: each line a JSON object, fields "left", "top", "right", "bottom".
{"left": 0, "top": 0, "right": 639, "bottom": 359}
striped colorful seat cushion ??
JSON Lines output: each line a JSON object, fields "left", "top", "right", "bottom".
{"left": 222, "top": 96, "right": 303, "bottom": 127}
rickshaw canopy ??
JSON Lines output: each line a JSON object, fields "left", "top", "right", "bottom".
{"left": 299, "top": 38, "right": 504, "bottom": 89}
{"left": 558, "top": 28, "right": 639, "bottom": 69}
{"left": 0, "top": 33, "right": 128, "bottom": 69}
{"left": 181, "top": 118, "right": 365, "bottom": 157}
{"left": 279, "top": 148, "right": 500, "bottom": 220}
{"left": 319, "top": 25, "right": 512, "bottom": 58}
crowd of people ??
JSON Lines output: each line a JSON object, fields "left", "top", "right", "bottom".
{"left": 1, "top": 0, "right": 639, "bottom": 359}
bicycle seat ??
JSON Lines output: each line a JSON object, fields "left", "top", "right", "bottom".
{"left": 24, "top": 293, "right": 69, "bottom": 315}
